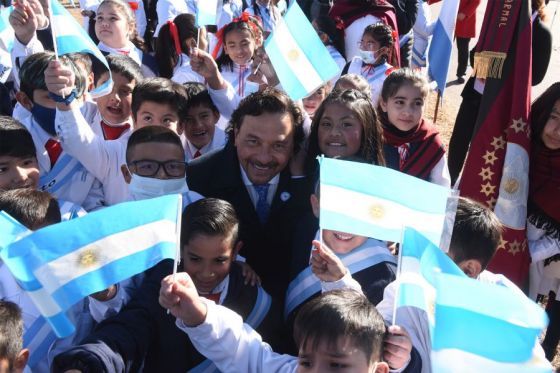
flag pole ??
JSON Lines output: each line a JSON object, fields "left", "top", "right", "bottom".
{"left": 391, "top": 225, "right": 406, "bottom": 326}
{"left": 47, "top": 0, "right": 65, "bottom": 98}
{"left": 433, "top": 90, "right": 441, "bottom": 124}
{"left": 168, "top": 194, "right": 182, "bottom": 314}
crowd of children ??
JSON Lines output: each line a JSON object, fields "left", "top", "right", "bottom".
{"left": 0, "top": 0, "right": 558, "bottom": 372}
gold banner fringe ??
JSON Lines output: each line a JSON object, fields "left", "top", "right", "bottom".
{"left": 472, "top": 51, "right": 507, "bottom": 79}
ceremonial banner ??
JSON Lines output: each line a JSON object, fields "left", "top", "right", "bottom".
{"left": 458, "top": 0, "right": 532, "bottom": 286}
{"left": 0, "top": 194, "right": 182, "bottom": 337}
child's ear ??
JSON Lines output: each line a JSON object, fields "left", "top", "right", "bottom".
{"left": 379, "top": 99, "right": 388, "bottom": 113}
{"left": 458, "top": 259, "right": 482, "bottom": 279}
{"left": 310, "top": 194, "right": 319, "bottom": 218}
{"left": 121, "top": 164, "right": 132, "bottom": 183}
{"left": 15, "top": 91, "right": 33, "bottom": 111}
{"left": 176, "top": 120, "right": 185, "bottom": 135}
{"left": 373, "top": 361, "right": 389, "bottom": 373}
{"left": 13, "top": 349, "right": 29, "bottom": 373}
{"left": 233, "top": 240, "right": 243, "bottom": 258}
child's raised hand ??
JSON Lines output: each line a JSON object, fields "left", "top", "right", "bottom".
{"left": 159, "top": 272, "right": 207, "bottom": 327}
{"left": 44, "top": 59, "right": 75, "bottom": 98}
{"left": 310, "top": 240, "right": 347, "bottom": 282}
{"left": 384, "top": 325, "right": 413, "bottom": 370}
{"left": 9, "top": 0, "right": 39, "bottom": 45}
{"left": 253, "top": 47, "right": 279, "bottom": 87}
{"left": 190, "top": 48, "right": 219, "bottom": 80}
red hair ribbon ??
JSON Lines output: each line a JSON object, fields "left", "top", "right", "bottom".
{"left": 127, "top": 1, "right": 138, "bottom": 11}
{"left": 391, "top": 29, "right": 398, "bottom": 41}
{"left": 167, "top": 20, "right": 182, "bottom": 56}
{"left": 334, "top": 16, "right": 345, "bottom": 37}
{"left": 211, "top": 12, "right": 262, "bottom": 59}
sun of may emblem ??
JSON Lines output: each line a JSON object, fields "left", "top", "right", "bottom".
{"left": 503, "top": 178, "right": 519, "bottom": 194}
{"left": 287, "top": 49, "right": 300, "bottom": 62}
{"left": 368, "top": 204, "right": 385, "bottom": 221}
{"left": 78, "top": 249, "right": 99, "bottom": 268}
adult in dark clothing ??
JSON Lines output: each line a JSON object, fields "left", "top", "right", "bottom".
{"left": 186, "top": 88, "right": 310, "bottom": 300}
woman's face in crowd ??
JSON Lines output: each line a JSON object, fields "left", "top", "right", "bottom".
{"left": 542, "top": 100, "right": 560, "bottom": 150}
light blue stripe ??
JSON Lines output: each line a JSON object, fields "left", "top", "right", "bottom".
{"left": 397, "top": 282, "right": 428, "bottom": 311}
{"left": 265, "top": 39, "right": 308, "bottom": 100}
{"left": 245, "top": 287, "right": 272, "bottom": 328}
{"left": 45, "top": 311, "right": 76, "bottom": 338}
{"left": 46, "top": 162, "right": 83, "bottom": 194}
{"left": 428, "top": 20, "right": 453, "bottom": 94}
{"left": 433, "top": 304, "right": 542, "bottom": 363}
{"left": 195, "top": 2, "right": 218, "bottom": 27}
{"left": 0, "top": 212, "right": 29, "bottom": 248}
{"left": 188, "top": 359, "right": 219, "bottom": 373}
{"left": 0, "top": 7, "right": 14, "bottom": 51}
{"left": 282, "top": 3, "right": 338, "bottom": 82}
{"left": 39, "top": 153, "right": 74, "bottom": 188}
{"left": 320, "top": 158, "right": 450, "bottom": 214}
{"left": 24, "top": 317, "right": 58, "bottom": 368}
{"left": 285, "top": 268, "right": 321, "bottom": 317}
{"left": 51, "top": 242, "right": 175, "bottom": 309}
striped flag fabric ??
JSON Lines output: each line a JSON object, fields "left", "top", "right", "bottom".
{"left": 427, "top": 0, "right": 460, "bottom": 96}
{"left": 431, "top": 272, "right": 551, "bottom": 372}
{"left": 49, "top": 0, "right": 112, "bottom": 97}
{"left": 0, "top": 6, "right": 14, "bottom": 83}
{"left": 0, "top": 194, "right": 182, "bottom": 337}
{"left": 195, "top": 0, "right": 221, "bottom": 27}
{"left": 319, "top": 157, "right": 451, "bottom": 247}
{"left": 396, "top": 227, "right": 465, "bottom": 326}
{"left": 264, "top": 2, "right": 339, "bottom": 100}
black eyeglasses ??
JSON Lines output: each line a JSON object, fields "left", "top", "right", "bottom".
{"left": 129, "top": 160, "right": 187, "bottom": 177}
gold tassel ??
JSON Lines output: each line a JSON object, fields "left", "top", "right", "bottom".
{"left": 472, "top": 51, "right": 507, "bottom": 79}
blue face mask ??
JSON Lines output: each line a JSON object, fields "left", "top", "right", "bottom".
{"left": 31, "top": 103, "right": 57, "bottom": 136}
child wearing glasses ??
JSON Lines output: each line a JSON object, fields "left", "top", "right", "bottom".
{"left": 341, "top": 23, "right": 398, "bottom": 104}
{"left": 45, "top": 58, "right": 192, "bottom": 205}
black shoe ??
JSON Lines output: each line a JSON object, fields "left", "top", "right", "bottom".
{"left": 456, "top": 76, "right": 465, "bottom": 84}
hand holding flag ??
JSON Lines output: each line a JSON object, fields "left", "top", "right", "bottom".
{"left": 310, "top": 240, "right": 347, "bottom": 283}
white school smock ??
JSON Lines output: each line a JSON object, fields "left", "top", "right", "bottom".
{"left": 14, "top": 108, "right": 104, "bottom": 211}
{"left": 184, "top": 126, "right": 227, "bottom": 162}
{"left": 171, "top": 53, "right": 205, "bottom": 84}
{"left": 55, "top": 103, "right": 130, "bottom": 206}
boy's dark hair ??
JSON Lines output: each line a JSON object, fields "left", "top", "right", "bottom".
{"left": 131, "top": 78, "right": 189, "bottom": 120}
{"left": 0, "top": 189, "right": 61, "bottom": 230}
{"left": 228, "top": 87, "right": 305, "bottom": 153}
{"left": 180, "top": 198, "right": 239, "bottom": 247}
{"left": 19, "top": 52, "right": 86, "bottom": 102}
{"left": 449, "top": 197, "right": 503, "bottom": 269}
{"left": 94, "top": 54, "right": 144, "bottom": 87}
{"left": 126, "top": 126, "right": 184, "bottom": 163}
{"left": 0, "top": 117, "right": 36, "bottom": 158}
{"left": 530, "top": 82, "right": 560, "bottom": 147}
{"left": 67, "top": 53, "right": 92, "bottom": 75}
{"left": 184, "top": 83, "right": 219, "bottom": 114}
{"left": 0, "top": 301, "right": 23, "bottom": 366}
{"left": 293, "top": 289, "right": 386, "bottom": 362}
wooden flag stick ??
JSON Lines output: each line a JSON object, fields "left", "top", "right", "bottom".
{"left": 433, "top": 91, "right": 441, "bottom": 124}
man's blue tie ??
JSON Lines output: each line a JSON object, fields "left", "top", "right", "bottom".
{"left": 254, "top": 184, "right": 270, "bottom": 224}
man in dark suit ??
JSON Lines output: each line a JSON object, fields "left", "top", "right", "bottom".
{"left": 187, "top": 88, "right": 310, "bottom": 299}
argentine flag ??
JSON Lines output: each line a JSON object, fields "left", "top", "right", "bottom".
{"left": 49, "top": 0, "right": 112, "bottom": 97}
{"left": 396, "top": 228, "right": 465, "bottom": 330}
{"left": 319, "top": 157, "right": 451, "bottom": 246}
{"left": 428, "top": 0, "right": 460, "bottom": 96}
{"left": 0, "top": 6, "right": 14, "bottom": 83}
{"left": 0, "top": 194, "right": 182, "bottom": 337}
{"left": 432, "top": 272, "right": 552, "bottom": 373}
{"left": 195, "top": 0, "right": 221, "bottom": 27}
{"left": 264, "top": 2, "right": 339, "bottom": 100}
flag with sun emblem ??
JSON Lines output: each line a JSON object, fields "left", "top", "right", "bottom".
{"left": 319, "top": 157, "right": 451, "bottom": 247}
{"left": 457, "top": 0, "right": 532, "bottom": 286}
{"left": 0, "top": 194, "right": 182, "bottom": 337}
{"left": 264, "top": 2, "right": 339, "bottom": 100}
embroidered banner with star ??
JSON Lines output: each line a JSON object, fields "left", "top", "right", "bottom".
{"left": 0, "top": 194, "right": 182, "bottom": 337}
{"left": 319, "top": 157, "right": 452, "bottom": 247}
{"left": 457, "top": 0, "right": 531, "bottom": 286}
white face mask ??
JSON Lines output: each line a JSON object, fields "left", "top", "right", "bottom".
{"left": 128, "top": 173, "right": 188, "bottom": 200}
{"left": 360, "top": 49, "right": 382, "bottom": 65}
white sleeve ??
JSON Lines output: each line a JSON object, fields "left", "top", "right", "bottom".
{"left": 55, "top": 106, "right": 125, "bottom": 183}
{"left": 320, "top": 272, "right": 363, "bottom": 294}
{"left": 527, "top": 221, "right": 560, "bottom": 262}
{"left": 177, "top": 300, "right": 298, "bottom": 373}
{"left": 11, "top": 35, "right": 44, "bottom": 89}
{"left": 429, "top": 156, "right": 451, "bottom": 187}
{"left": 208, "top": 81, "right": 241, "bottom": 121}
